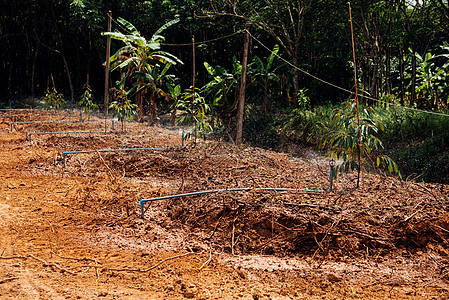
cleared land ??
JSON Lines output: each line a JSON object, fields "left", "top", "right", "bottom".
{"left": 0, "top": 110, "right": 448, "bottom": 299}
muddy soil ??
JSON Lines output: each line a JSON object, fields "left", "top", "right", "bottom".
{"left": 0, "top": 110, "right": 448, "bottom": 299}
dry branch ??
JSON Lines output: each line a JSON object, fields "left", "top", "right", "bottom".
{"left": 0, "top": 277, "right": 18, "bottom": 284}
{"left": 107, "top": 251, "right": 196, "bottom": 273}
{"left": 29, "top": 254, "right": 76, "bottom": 275}
{"left": 95, "top": 150, "right": 116, "bottom": 180}
{"left": 0, "top": 254, "right": 75, "bottom": 275}
{"left": 51, "top": 251, "right": 102, "bottom": 265}
{"left": 198, "top": 248, "right": 213, "bottom": 271}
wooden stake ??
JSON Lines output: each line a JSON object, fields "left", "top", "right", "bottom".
{"left": 348, "top": 3, "right": 362, "bottom": 188}
{"left": 192, "top": 35, "right": 197, "bottom": 142}
{"left": 104, "top": 11, "right": 112, "bottom": 132}
{"left": 236, "top": 24, "right": 250, "bottom": 145}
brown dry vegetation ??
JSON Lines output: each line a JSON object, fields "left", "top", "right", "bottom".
{"left": 0, "top": 110, "right": 448, "bottom": 299}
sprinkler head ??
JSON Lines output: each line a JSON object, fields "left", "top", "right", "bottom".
{"left": 329, "top": 158, "right": 336, "bottom": 168}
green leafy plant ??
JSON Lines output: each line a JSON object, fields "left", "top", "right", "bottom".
{"left": 248, "top": 44, "right": 280, "bottom": 116}
{"left": 413, "top": 51, "right": 448, "bottom": 109}
{"left": 320, "top": 101, "right": 400, "bottom": 188}
{"left": 102, "top": 17, "right": 182, "bottom": 122}
{"left": 202, "top": 57, "right": 242, "bottom": 127}
{"left": 166, "top": 83, "right": 181, "bottom": 126}
{"left": 297, "top": 88, "right": 311, "bottom": 109}
{"left": 177, "top": 87, "right": 211, "bottom": 143}
{"left": 78, "top": 82, "right": 98, "bottom": 120}
{"left": 42, "top": 76, "right": 65, "bottom": 110}
{"left": 109, "top": 74, "right": 137, "bottom": 131}
{"left": 133, "top": 63, "right": 176, "bottom": 125}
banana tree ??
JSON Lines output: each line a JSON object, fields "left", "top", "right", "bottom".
{"left": 248, "top": 44, "right": 280, "bottom": 116}
{"left": 102, "top": 17, "right": 182, "bottom": 122}
{"left": 133, "top": 62, "right": 176, "bottom": 125}
{"left": 202, "top": 57, "right": 242, "bottom": 127}
{"left": 166, "top": 83, "right": 182, "bottom": 126}
{"left": 407, "top": 49, "right": 449, "bottom": 109}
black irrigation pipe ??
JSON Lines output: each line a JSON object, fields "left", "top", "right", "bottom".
{"left": 140, "top": 187, "right": 327, "bottom": 218}
{"left": 28, "top": 130, "right": 106, "bottom": 141}
{"left": 62, "top": 147, "right": 164, "bottom": 168}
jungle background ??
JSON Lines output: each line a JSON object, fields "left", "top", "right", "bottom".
{"left": 1, "top": 0, "right": 449, "bottom": 183}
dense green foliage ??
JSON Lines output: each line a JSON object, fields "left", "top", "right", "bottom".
{"left": 1, "top": 0, "right": 449, "bottom": 182}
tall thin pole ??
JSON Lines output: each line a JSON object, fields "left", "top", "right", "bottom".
{"left": 349, "top": 3, "right": 362, "bottom": 188}
{"left": 192, "top": 35, "right": 197, "bottom": 142}
{"left": 236, "top": 24, "right": 250, "bottom": 146}
{"left": 192, "top": 35, "right": 196, "bottom": 94}
{"left": 348, "top": 4, "right": 358, "bottom": 105}
{"left": 104, "top": 10, "right": 112, "bottom": 131}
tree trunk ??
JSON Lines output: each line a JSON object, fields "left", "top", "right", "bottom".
{"left": 410, "top": 52, "right": 416, "bottom": 107}
{"left": 61, "top": 54, "right": 75, "bottom": 108}
{"left": 50, "top": 4, "right": 75, "bottom": 107}
{"left": 235, "top": 24, "right": 250, "bottom": 146}
{"left": 399, "top": 52, "right": 405, "bottom": 106}
{"left": 369, "top": 55, "right": 378, "bottom": 106}
{"left": 31, "top": 43, "right": 39, "bottom": 108}
{"left": 104, "top": 11, "right": 112, "bottom": 119}
{"left": 149, "top": 96, "right": 157, "bottom": 125}
{"left": 292, "top": 56, "right": 299, "bottom": 108}
{"left": 262, "top": 88, "right": 268, "bottom": 117}
{"left": 386, "top": 48, "right": 391, "bottom": 95}
{"left": 137, "top": 90, "right": 144, "bottom": 122}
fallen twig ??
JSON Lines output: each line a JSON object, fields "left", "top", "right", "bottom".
{"left": 0, "top": 254, "right": 75, "bottom": 275}
{"left": 362, "top": 279, "right": 411, "bottom": 288}
{"left": 95, "top": 150, "right": 116, "bottom": 180}
{"left": 0, "top": 256, "right": 27, "bottom": 260}
{"left": 432, "top": 224, "right": 449, "bottom": 234}
{"left": 29, "top": 254, "right": 76, "bottom": 275}
{"left": 412, "top": 183, "right": 438, "bottom": 200}
{"left": 404, "top": 203, "right": 427, "bottom": 222}
{"left": 206, "top": 214, "right": 224, "bottom": 240}
{"left": 51, "top": 252, "right": 102, "bottom": 265}
{"left": 198, "top": 248, "right": 212, "bottom": 271}
{"left": 0, "top": 277, "right": 18, "bottom": 284}
{"left": 337, "top": 229, "right": 393, "bottom": 247}
{"left": 285, "top": 202, "right": 342, "bottom": 211}
{"left": 107, "top": 251, "right": 196, "bottom": 273}
{"left": 231, "top": 222, "right": 235, "bottom": 256}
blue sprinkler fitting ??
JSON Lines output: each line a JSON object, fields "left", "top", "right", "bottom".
{"left": 139, "top": 187, "right": 325, "bottom": 218}
{"left": 329, "top": 159, "right": 336, "bottom": 192}
{"left": 62, "top": 147, "right": 164, "bottom": 168}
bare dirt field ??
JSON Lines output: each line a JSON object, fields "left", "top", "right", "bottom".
{"left": 0, "top": 110, "right": 448, "bottom": 299}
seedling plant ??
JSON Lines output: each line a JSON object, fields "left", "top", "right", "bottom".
{"left": 176, "top": 87, "right": 211, "bottom": 143}
{"left": 109, "top": 74, "right": 137, "bottom": 131}
{"left": 78, "top": 83, "right": 98, "bottom": 120}
{"left": 42, "top": 75, "right": 65, "bottom": 110}
{"left": 320, "top": 101, "right": 400, "bottom": 188}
